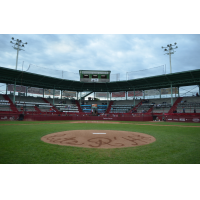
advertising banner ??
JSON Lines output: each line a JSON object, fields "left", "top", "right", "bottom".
{"left": 8, "top": 84, "right": 26, "bottom": 93}
{"left": 145, "top": 89, "right": 160, "bottom": 96}
{"left": 44, "top": 89, "right": 60, "bottom": 96}
{"left": 92, "top": 104, "right": 97, "bottom": 108}
{"left": 95, "top": 92, "right": 108, "bottom": 98}
{"left": 128, "top": 91, "right": 143, "bottom": 97}
{"left": 161, "top": 87, "right": 178, "bottom": 94}
{"left": 62, "top": 91, "right": 76, "bottom": 97}
{"left": 112, "top": 91, "right": 125, "bottom": 97}
{"left": 28, "top": 87, "right": 43, "bottom": 95}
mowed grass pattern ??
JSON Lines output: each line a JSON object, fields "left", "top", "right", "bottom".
{"left": 0, "top": 120, "right": 200, "bottom": 164}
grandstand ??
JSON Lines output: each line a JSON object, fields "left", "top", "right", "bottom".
{"left": 0, "top": 66, "right": 200, "bottom": 122}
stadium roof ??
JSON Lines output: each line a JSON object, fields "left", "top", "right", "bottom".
{"left": 0, "top": 66, "right": 200, "bottom": 92}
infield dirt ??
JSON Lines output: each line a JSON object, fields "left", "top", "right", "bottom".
{"left": 41, "top": 130, "right": 156, "bottom": 148}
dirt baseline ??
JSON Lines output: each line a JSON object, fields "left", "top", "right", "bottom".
{"left": 41, "top": 130, "right": 156, "bottom": 148}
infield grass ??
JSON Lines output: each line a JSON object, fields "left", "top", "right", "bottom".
{"left": 0, "top": 120, "right": 200, "bottom": 164}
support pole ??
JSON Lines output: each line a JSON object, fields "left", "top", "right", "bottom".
{"left": 178, "top": 86, "right": 180, "bottom": 97}
{"left": 26, "top": 87, "right": 28, "bottom": 97}
{"left": 169, "top": 49, "right": 172, "bottom": 73}
{"left": 134, "top": 89, "right": 135, "bottom": 107}
{"left": 13, "top": 80, "right": 16, "bottom": 104}
{"left": 199, "top": 85, "right": 200, "bottom": 95}
{"left": 6, "top": 84, "right": 8, "bottom": 95}
{"left": 43, "top": 89, "right": 44, "bottom": 98}
{"left": 77, "top": 92, "right": 79, "bottom": 100}
{"left": 16, "top": 46, "right": 19, "bottom": 70}
{"left": 171, "top": 83, "right": 173, "bottom": 106}
{"left": 53, "top": 87, "right": 55, "bottom": 105}
{"left": 107, "top": 92, "right": 109, "bottom": 106}
{"left": 160, "top": 89, "right": 161, "bottom": 99}
{"left": 80, "top": 92, "right": 81, "bottom": 105}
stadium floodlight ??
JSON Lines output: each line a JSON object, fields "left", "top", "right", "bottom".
{"left": 10, "top": 37, "right": 28, "bottom": 70}
{"left": 162, "top": 42, "right": 178, "bottom": 73}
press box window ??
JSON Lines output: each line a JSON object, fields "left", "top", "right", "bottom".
{"left": 92, "top": 75, "right": 98, "bottom": 78}
{"left": 83, "top": 75, "right": 89, "bottom": 78}
{"left": 101, "top": 75, "right": 107, "bottom": 79}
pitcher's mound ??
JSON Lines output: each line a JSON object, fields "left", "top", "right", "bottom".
{"left": 41, "top": 130, "right": 156, "bottom": 148}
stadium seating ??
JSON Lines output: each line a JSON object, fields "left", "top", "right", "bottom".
{"left": 1, "top": 94, "right": 200, "bottom": 115}
{"left": 110, "top": 100, "right": 138, "bottom": 113}
{"left": 137, "top": 98, "right": 175, "bottom": 113}
{"left": 176, "top": 96, "right": 200, "bottom": 113}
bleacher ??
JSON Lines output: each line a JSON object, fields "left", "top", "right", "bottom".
{"left": 1, "top": 93, "right": 200, "bottom": 114}
{"left": 110, "top": 100, "right": 137, "bottom": 113}
{"left": 80, "top": 100, "right": 108, "bottom": 113}
{"left": 0, "top": 95, "right": 11, "bottom": 111}
{"left": 10, "top": 95, "right": 51, "bottom": 112}
{"left": 80, "top": 104, "right": 107, "bottom": 113}
{"left": 137, "top": 98, "right": 175, "bottom": 113}
{"left": 176, "top": 96, "right": 200, "bottom": 113}
{"left": 55, "top": 104, "right": 79, "bottom": 113}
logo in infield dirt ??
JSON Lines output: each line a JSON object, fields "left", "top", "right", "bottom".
{"left": 41, "top": 130, "right": 156, "bottom": 148}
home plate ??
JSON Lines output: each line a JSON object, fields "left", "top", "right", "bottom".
{"left": 93, "top": 133, "right": 106, "bottom": 134}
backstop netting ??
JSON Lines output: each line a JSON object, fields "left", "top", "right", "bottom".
{"left": 24, "top": 64, "right": 120, "bottom": 82}
{"left": 126, "top": 65, "right": 165, "bottom": 80}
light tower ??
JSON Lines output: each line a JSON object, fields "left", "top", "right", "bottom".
{"left": 162, "top": 43, "right": 178, "bottom": 106}
{"left": 162, "top": 43, "right": 178, "bottom": 73}
{"left": 10, "top": 37, "right": 28, "bottom": 70}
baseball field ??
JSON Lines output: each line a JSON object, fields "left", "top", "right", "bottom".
{"left": 0, "top": 120, "right": 200, "bottom": 164}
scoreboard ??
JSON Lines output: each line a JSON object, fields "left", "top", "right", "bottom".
{"left": 79, "top": 70, "right": 111, "bottom": 83}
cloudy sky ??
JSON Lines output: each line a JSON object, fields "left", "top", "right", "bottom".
{"left": 1, "top": 0, "right": 200, "bottom": 95}
{"left": 1, "top": 34, "right": 200, "bottom": 81}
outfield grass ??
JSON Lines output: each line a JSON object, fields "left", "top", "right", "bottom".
{"left": 0, "top": 120, "right": 200, "bottom": 164}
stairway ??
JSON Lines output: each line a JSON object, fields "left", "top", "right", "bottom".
{"left": 147, "top": 106, "right": 154, "bottom": 113}
{"left": 34, "top": 106, "right": 42, "bottom": 113}
{"left": 3, "top": 95, "right": 19, "bottom": 112}
{"left": 42, "top": 98, "right": 59, "bottom": 112}
{"left": 129, "top": 101, "right": 142, "bottom": 113}
{"left": 105, "top": 101, "right": 114, "bottom": 114}
{"left": 168, "top": 97, "right": 183, "bottom": 113}
{"left": 75, "top": 100, "right": 82, "bottom": 113}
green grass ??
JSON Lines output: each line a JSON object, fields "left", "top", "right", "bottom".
{"left": 0, "top": 120, "right": 200, "bottom": 164}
